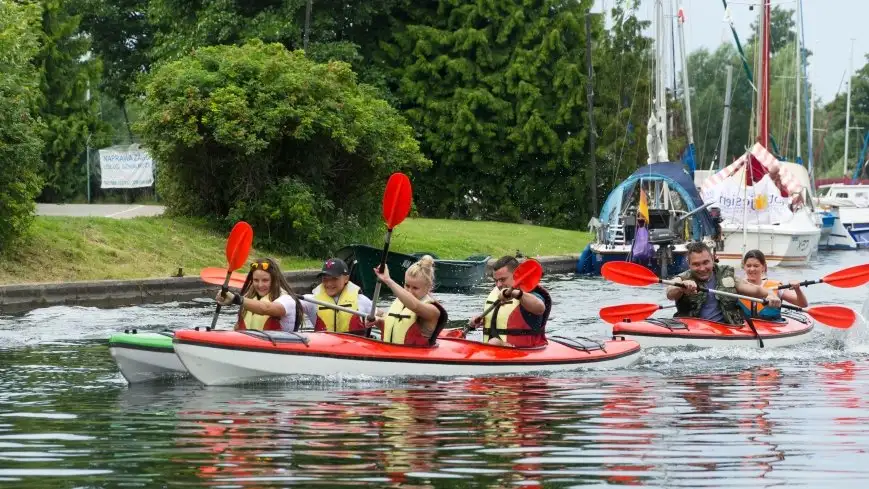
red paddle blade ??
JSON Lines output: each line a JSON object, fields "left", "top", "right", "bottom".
{"left": 807, "top": 305, "right": 857, "bottom": 329}
{"left": 200, "top": 267, "right": 247, "bottom": 289}
{"left": 225, "top": 221, "right": 254, "bottom": 270}
{"left": 513, "top": 259, "right": 543, "bottom": 292}
{"left": 823, "top": 263, "right": 869, "bottom": 288}
{"left": 599, "top": 303, "right": 661, "bottom": 324}
{"left": 382, "top": 173, "right": 413, "bottom": 229}
{"left": 601, "top": 261, "right": 660, "bottom": 287}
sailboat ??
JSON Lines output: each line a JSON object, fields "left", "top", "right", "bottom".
{"left": 578, "top": 1, "right": 718, "bottom": 278}
{"left": 699, "top": 0, "right": 820, "bottom": 267}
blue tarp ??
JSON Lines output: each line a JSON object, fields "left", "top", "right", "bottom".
{"left": 598, "top": 162, "right": 717, "bottom": 242}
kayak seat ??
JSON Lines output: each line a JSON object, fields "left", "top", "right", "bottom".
{"left": 550, "top": 336, "right": 606, "bottom": 353}
{"left": 647, "top": 318, "right": 689, "bottom": 330}
{"left": 241, "top": 330, "right": 310, "bottom": 346}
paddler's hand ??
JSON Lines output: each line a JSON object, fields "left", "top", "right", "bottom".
{"left": 469, "top": 315, "right": 483, "bottom": 330}
{"left": 215, "top": 291, "right": 243, "bottom": 306}
{"left": 789, "top": 280, "right": 802, "bottom": 292}
{"left": 764, "top": 292, "right": 781, "bottom": 308}
{"left": 500, "top": 288, "right": 523, "bottom": 301}
{"left": 679, "top": 279, "right": 698, "bottom": 294}
{"left": 373, "top": 265, "right": 391, "bottom": 284}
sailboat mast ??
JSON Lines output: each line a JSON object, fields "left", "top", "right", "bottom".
{"left": 845, "top": 39, "right": 854, "bottom": 176}
{"left": 795, "top": 0, "right": 802, "bottom": 159}
{"left": 759, "top": 0, "right": 770, "bottom": 148}
{"left": 677, "top": 7, "right": 694, "bottom": 146}
{"left": 719, "top": 65, "right": 734, "bottom": 169}
{"left": 657, "top": 0, "right": 668, "bottom": 157}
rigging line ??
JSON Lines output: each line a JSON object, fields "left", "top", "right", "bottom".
{"left": 614, "top": 22, "right": 651, "bottom": 184}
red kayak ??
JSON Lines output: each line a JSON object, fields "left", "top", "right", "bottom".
{"left": 611, "top": 315, "right": 813, "bottom": 349}
{"left": 173, "top": 330, "right": 641, "bottom": 386}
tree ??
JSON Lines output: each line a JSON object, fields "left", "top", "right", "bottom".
{"left": 73, "top": 0, "right": 152, "bottom": 140}
{"left": 136, "top": 41, "right": 429, "bottom": 255}
{"left": 379, "top": 0, "right": 651, "bottom": 227}
{"left": 35, "top": 0, "right": 111, "bottom": 202}
{"left": 0, "top": 1, "right": 44, "bottom": 251}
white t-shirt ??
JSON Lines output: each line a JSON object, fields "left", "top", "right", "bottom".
{"left": 273, "top": 295, "right": 317, "bottom": 332}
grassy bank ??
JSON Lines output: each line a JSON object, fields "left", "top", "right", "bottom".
{"left": 0, "top": 216, "right": 591, "bottom": 285}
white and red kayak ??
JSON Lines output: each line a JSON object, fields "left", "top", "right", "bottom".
{"left": 611, "top": 315, "right": 814, "bottom": 349}
{"left": 173, "top": 330, "right": 641, "bottom": 386}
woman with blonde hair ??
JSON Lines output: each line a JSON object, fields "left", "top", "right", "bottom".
{"left": 215, "top": 257, "right": 316, "bottom": 332}
{"left": 370, "top": 255, "right": 448, "bottom": 346}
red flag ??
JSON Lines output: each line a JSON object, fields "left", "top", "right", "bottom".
{"left": 745, "top": 154, "right": 768, "bottom": 186}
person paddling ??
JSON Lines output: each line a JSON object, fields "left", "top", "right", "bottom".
{"left": 215, "top": 258, "right": 316, "bottom": 332}
{"left": 305, "top": 258, "right": 373, "bottom": 335}
{"left": 666, "top": 242, "right": 781, "bottom": 324}
{"left": 368, "top": 255, "right": 447, "bottom": 346}
{"left": 739, "top": 249, "right": 808, "bottom": 320}
{"left": 469, "top": 256, "right": 551, "bottom": 347}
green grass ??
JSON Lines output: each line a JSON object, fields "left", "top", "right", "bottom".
{"left": 0, "top": 216, "right": 591, "bottom": 285}
{"left": 390, "top": 218, "right": 591, "bottom": 259}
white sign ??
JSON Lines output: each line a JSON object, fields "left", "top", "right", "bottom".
{"left": 99, "top": 145, "right": 154, "bottom": 188}
{"left": 701, "top": 174, "right": 792, "bottom": 225}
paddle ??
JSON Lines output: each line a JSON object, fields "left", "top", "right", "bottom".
{"left": 601, "top": 261, "right": 857, "bottom": 329}
{"left": 599, "top": 303, "right": 676, "bottom": 324}
{"left": 467, "top": 259, "right": 544, "bottom": 332}
{"left": 200, "top": 269, "right": 368, "bottom": 319}
{"left": 200, "top": 267, "right": 246, "bottom": 289}
{"left": 210, "top": 222, "right": 254, "bottom": 329}
{"left": 367, "top": 173, "right": 413, "bottom": 321}
{"left": 775, "top": 263, "right": 869, "bottom": 290}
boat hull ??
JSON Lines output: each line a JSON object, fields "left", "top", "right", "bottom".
{"left": 108, "top": 332, "right": 187, "bottom": 383}
{"left": 173, "top": 331, "right": 642, "bottom": 386}
{"left": 335, "top": 244, "right": 490, "bottom": 296}
{"left": 611, "top": 316, "right": 813, "bottom": 349}
{"left": 582, "top": 243, "right": 689, "bottom": 278}
{"left": 715, "top": 211, "right": 820, "bottom": 267}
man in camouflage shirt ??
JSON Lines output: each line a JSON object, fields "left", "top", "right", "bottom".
{"left": 666, "top": 242, "right": 781, "bottom": 325}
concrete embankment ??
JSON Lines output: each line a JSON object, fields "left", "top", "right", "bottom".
{"left": 0, "top": 255, "right": 579, "bottom": 314}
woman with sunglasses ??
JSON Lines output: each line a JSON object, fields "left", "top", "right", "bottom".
{"left": 739, "top": 249, "right": 808, "bottom": 320}
{"left": 215, "top": 258, "right": 316, "bottom": 332}
{"left": 369, "top": 255, "right": 448, "bottom": 346}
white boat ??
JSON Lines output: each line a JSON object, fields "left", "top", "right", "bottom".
{"left": 701, "top": 145, "right": 820, "bottom": 267}
{"left": 816, "top": 184, "right": 869, "bottom": 247}
{"left": 108, "top": 331, "right": 188, "bottom": 383}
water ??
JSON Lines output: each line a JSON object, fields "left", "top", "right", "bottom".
{"left": 2, "top": 251, "right": 869, "bottom": 487}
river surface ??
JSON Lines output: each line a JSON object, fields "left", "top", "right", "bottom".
{"left": 2, "top": 251, "right": 869, "bottom": 487}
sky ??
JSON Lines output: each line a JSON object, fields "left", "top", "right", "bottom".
{"left": 593, "top": 0, "right": 869, "bottom": 104}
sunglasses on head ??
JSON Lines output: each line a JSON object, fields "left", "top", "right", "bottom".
{"left": 250, "top": 261, "right": 270, "bottom": 271}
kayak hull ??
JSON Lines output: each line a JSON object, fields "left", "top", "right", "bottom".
{"left": 173, "top": 330, "right": 641, "bottom": 386}
{"left": 611, "top": 316, "right": 814, "bottom": 349}
{"left": 108, "top": 332, "right": 187, "bottom": 383}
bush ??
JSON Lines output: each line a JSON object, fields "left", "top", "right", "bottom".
{"left": 0, "top": 2, "right": 44, "bottom": 252}
{"left": 137, "top": 40, "right": 429, "bottom": 256}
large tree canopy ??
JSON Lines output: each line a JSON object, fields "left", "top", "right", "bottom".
{"left": 137, "top": 41, "right": 429, "bottom": 255}
{"left": 381, "top": 0, "right": 651, "bottom": 228}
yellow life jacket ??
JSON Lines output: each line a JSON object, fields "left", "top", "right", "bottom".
{"left": 382, "top": 296, "right": 445, "bottom": 346}
{"left": 481, "top": 286, "right": 550, "bottom": 347}
{"left": 482, "top": 287, "right": 518, "bottom": 343}
{"left": 313, "top": 282, "right": 363, "bottom": 333}
{"left": 240, "top": 294, "right": 282, "bottom": 331}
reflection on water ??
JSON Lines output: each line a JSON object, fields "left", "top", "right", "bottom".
{"left": 1, "top": 250, "right": 869, "bottom": 486}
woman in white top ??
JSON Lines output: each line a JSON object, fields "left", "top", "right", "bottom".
{"left": 215, "top": 258, "right": 316, "bottom": 331}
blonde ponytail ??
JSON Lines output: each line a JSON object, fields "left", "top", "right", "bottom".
{"left": 407, "top": 255, "right": 435, "bottom": 290}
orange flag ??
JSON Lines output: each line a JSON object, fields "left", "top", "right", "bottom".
{"left": 638, "top": 189, "right": 650, "bottom": 223}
